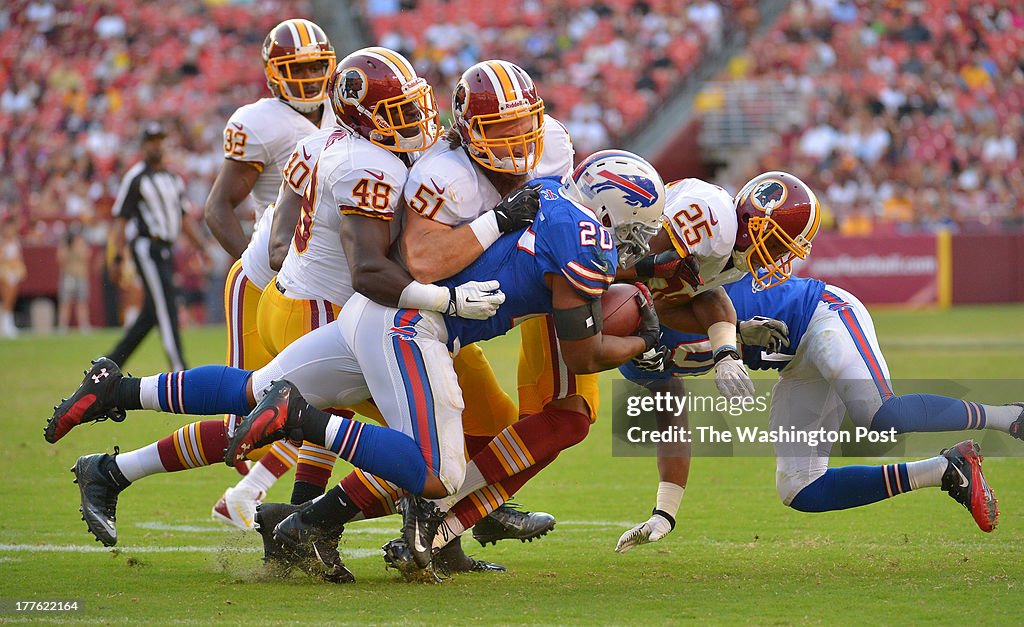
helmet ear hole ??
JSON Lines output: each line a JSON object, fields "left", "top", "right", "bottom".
{"left": 602, "top": 213, "right": 612, "bottom": 228}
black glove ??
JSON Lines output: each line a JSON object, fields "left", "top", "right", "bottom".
{"left": 631, "top": 345, "right": 671, "bottom": 373}
{"left": 492, "top": 183, "right": 541, "bottom": 234}
{"left": 633, "top": 282, "right": 661, "bottom": 351}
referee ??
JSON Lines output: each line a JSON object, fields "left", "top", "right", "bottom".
{"left": 106, "top": 122, "right": 206, "bottom": 371}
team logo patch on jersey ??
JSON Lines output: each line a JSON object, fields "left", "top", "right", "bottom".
{"left": 750, "top": 179, "right": 788, "bottom": 212}
{"left": 591, "top": 170, "right": 659, "bottom": 208}
{"left": 337, "top": 68, "right": 368, "bottom": 104}
{"left": 388, "top": 325, "right": 418, "bottom": 340}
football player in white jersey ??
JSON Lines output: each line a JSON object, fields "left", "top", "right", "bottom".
{"left": 204, "top": 19, "right": 345, "bottom": 525}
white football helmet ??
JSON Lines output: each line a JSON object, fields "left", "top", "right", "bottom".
{"left": 563, "top": 150, "right": 666, "bottom": 268}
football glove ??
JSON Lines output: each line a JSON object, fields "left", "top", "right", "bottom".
{"left": 713, "top": 350, "right": 755, "bottom": 400}
{"left": 738, "top": 316, "right": 790, "bottom": 353}
{"left": 633, "top": 283, "right": 661, "bottom": 351}
{"left": 634, "top": 250, "right": 703, "bottom": 290}
{"left": 631, "top": 345, "right": 671, "bottom": 373}
{"left": 615, "top": 511, "right": 675, "bottom": 553}
{"left": 445, "top": 280, "right": 505, "bottom": 320}
{"left": 492, "top": 183, "right": 542, "bottom": 234}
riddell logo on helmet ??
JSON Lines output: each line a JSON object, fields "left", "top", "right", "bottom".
{"left": 498, "top": 99, "right": 531, "bottom": 112}
{"left": 751, "top": 179, "right": 787, "bottom": 211}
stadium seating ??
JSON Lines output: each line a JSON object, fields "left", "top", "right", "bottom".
{"left": 712, "top": 0, "right": 1023, "bottom": 233}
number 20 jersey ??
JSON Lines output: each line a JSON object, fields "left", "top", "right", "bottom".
{"left": 438, "top": 176, "right": 617, "bottom": 352}
{"left": 276, "top": 127, "right": 410, "bottom": 307}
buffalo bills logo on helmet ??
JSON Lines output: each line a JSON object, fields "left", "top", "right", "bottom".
{"left": 337, "top": 68, "right": 367, "bottom": 104}
{"left": 590, "top": 170, "right": 659, "bottom": 208}
{"left": 750, "top": 179, "right": 787, "bottom": 212}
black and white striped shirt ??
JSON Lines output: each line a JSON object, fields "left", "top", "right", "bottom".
{"left": 111, "top": 162, "right": 188, "bottom": 243}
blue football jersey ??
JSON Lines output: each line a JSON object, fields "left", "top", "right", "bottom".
{"left": 620, "top": 273, "right": 826, "bottom": 381}
{"left": 438, "top": 176, "right": 618, "bottom": 351}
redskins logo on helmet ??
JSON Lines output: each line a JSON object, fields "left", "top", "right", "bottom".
{"left": 328, "top": 47, "right": 439, "bottom": 153}
{"left": 262, "top": 19, "right": 336, "bottom": 113}
{"left": 733, "top": 171, "right": 821, "bottom": 291}
{"left": 452, "top": 60, "right": 545, "bottom": 174}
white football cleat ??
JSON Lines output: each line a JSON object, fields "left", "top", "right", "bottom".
{"left": 211, "top": 486, "right": 265, "bottom": 531}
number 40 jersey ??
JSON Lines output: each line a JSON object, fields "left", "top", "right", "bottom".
{"left": 438, "top": 176, "right": 618, "bottom": 352}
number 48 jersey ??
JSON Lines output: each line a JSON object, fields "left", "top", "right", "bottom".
{"left": 276, "top": 127, "right": 410, "bottom": 307}
{"left": 648, "top": 178, "right": 746, "bottom": 301}
{"left": 438, "top": 176, "right": 618, "bottom": 352}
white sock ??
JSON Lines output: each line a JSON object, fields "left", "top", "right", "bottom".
{"left": 905, "top": 455, "right": 948, "bottom": 490}
{"left": 139, "top": 375, "right": 161, "bottom": 410}
{"left": 432, "top": 513, "right": 466, "bottom": 549}
{"left": 115, "top": 442, "right": 167, "bottom": 482}
{"left": 428, "top": 462, "right": 487, "bottom": 511}
{"left": 983, "top": 404, "right": 1023, "bottom": 433}
{"left": 236, "top": 462, "right": 278, "bottom": 495}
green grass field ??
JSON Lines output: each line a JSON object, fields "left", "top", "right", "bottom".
{"left": 2, "top": 305, "right": 1023, "bottom": 624}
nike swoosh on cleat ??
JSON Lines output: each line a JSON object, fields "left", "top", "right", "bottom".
{"left": 413, "top": 526, "right": 427, "bottom": 554}
{"left": 953, "top": 464, "right": 969, "bottom": 488}
{"left": 232, "top": 504, "right": 253, "bottom": 528}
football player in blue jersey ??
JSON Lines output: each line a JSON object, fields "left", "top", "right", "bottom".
{"left": 615, "top": 274, "right": 1020, "bottom": 552}
{"left": 47, "top": 150, "right": 666, "bottom": 574}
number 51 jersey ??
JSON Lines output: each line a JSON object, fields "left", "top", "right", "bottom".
{"left": 438, "top": 176, "right": 618, "bottom": 352}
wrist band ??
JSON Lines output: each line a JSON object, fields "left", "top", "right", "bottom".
{"left": 469, "top": 211, "right": 501, "bottom": 249}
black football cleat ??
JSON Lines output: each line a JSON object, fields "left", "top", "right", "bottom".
{"left": 225, "top": 380, "right": 306, "bottom": 467}
{"left": 45, "top": 358, "right": 125, "bottom": 443}
{"left": 254, "top": 502, "right": 302, "bottom": 573}
{"left": 399, "top": 494, "right": 446, "bottom": 568}
{"left": 273, "top": 509, "right": 355, "bottom": 584}
{"left": 71, "top": 453, "right": 129, "bottom": 547}
{"left": 1007, "top": 403, "right": 1024, "bottom": 441}
{"left": 940, "top": 440, "right": 998, "bottom": 532}
{"left": 382, "top": 537, "right": 443, "bottom": 584}
{"left": 472, "top": 503, "right": 556, "bottom": 546}
{"left": 433, "top": 535, "right": 507, "bottom": 575}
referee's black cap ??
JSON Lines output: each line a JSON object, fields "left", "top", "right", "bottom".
{"left": 141, "top": 122, "right": 167, "bottom": 140}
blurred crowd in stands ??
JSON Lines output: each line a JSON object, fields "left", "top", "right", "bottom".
{"left": 727, "top": 0, "right": 1023, "bottom": 234}
{"left": 361, "top": 0, "right": 762, "bottom": 157}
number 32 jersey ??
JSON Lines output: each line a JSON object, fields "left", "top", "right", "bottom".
{"left": 438, "top": 176, "right": 617, "bottom": 352}
{"left": 276, "top": 127, "right": 410, "bottom": 307}
{"left": 648, "top": 178, "right": 745, "bottom": 300}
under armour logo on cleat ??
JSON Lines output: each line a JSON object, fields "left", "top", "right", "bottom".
{"left": 92, "top": 368, "right": 109, "bottom": 384}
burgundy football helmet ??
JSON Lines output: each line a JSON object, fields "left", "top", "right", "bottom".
{"left": 328, "top": 47, "right": 439, "bottom": 153}
{"left": 262, "top": 19, "right": 336, "bottom": 113}
{"left": 733, "top": 171, "right": 821, "bottom": 291}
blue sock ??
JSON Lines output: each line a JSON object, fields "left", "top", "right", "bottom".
{"left": 870, "top": 394, "right": 986, "bottom": 433}
{"left": 789, "top": 464, "right": 911, "bottom": 512}
{"left": 328, "top": 418, "right": 427, "bottom": 495}
{"left": 156, "top": 366, "right": 252, "bottom": 417}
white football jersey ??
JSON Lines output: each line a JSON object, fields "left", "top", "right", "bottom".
{"left": 223, "top": 98, "right": 335, "bottom": 220}
{"left": 276, "top": 128, "right": 410, "bottom": 307}
{"left": 650, "top": 178, "right": 746, "bottom": 299}
{"left": 402, "top": 114, "right": 574, "bottom": 227}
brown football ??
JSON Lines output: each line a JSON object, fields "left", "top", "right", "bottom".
{"left": 601, "top": 283, "right": 643, "bottom": 337}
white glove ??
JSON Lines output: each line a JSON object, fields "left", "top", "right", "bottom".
{"left": 714, "top": 353, "right": 755, "bottom": 400}
{"left": 615, "top": 512, "right": 674, "bottom": 553}
{"left": 445, "top": 280, "right": 505, "bottom": 320}
{"left": 631, "top": 345, "right": 671, "bottom": 373}
{"left": 738, "top": 316, "right": 790, "bottom": 353}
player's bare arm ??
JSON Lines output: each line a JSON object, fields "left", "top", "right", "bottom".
{"left": 548, "top": 275, "right": 652, "bottom": 374}
{"left": 268, "top": 184, "right": 301, "bottom": 271}
{"left": 205, "top": 159, "right": 261, "bottom": 258}
{"left": 341, "top": 210, "right": 503, "bottom": 320}
{"left": 402, "top": 183, "right": 541, "bottom": 283}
